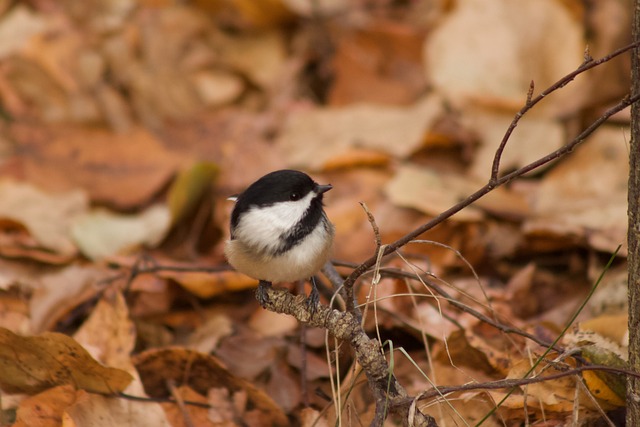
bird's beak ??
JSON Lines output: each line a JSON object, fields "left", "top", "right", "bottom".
{"left": 316, "top": 184, "right": 332, "bottom": 194}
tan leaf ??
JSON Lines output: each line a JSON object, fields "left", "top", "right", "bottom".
{"left": 328, "top": 21, "right": 426, "bottom": 106}
{"left": 73, "top": 291, "right": 137, "bottom": 378}
{"left": 464, "top": 108, "right": 565, "bottom": 180}
{"left": 425, "top": 0, "right": 585, "bottom": 113}
{"left": 14, "top": 384, "right": 78, "bottom": 427}
{"left": 0, "top": 328, "right": 133, "bottom": 394}
{"left": 30, "top": 265, "right": 105, "bottom": 333}
{"left": 214, "top": 29, "right": 287, "bottom": 88}
{"left": 279, "top": 95, "right": 444, "bottom": 170}
{"left": 63, "top": 390, "right": 171, "bottom": 427}
{"left": 71, "top": 204, "right": 171, "bottom": 260}
{"left": 384, "top": 164, "right": 483, "bottom": 221}
{"left": 14, "top": 124, "right": 189, "bottom": 210}
{"left": 161, "top": 385, "right": 215, "bottom": 426}
{"left": 0, "top": 6, "right": 47, "bottom": 59}
{"left": 162, "top": 270, "right": 257, "bottom": 298}
{"left": 133, "top": 348, "right": 289, "bottom": 426}
{"left": 0, "top": 179, "right": 87, "bottom": 256}
{"left": 524, "top": 126, "right": 629, "bottom": 253}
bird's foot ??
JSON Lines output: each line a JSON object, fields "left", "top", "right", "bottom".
{"left": 256, "top": 280, "right": 272, "bottom": 307}
{"left": 305, "top": 279, "right": 320, "bottom": 315}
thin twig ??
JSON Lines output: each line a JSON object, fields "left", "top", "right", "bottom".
{"left": 343, "top": 91, "right": 640, "bottom": 291}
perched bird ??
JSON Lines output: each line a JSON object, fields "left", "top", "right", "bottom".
{"left": 224, "top": 170, "right": 335, "bottom": 307}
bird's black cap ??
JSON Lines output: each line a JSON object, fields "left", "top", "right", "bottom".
{"left": 230, "top": 170, "right": 330, "bottom": 232}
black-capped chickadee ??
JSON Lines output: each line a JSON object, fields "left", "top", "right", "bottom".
{"left": 224, "top": 170, "right": 335, "bottom": 307}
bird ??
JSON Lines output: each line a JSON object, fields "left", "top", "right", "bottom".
{"left": 224, "top": 170, "right": 335, "bottom": 308}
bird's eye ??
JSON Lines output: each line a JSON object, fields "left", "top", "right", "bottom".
{"left": 290, "top": 192, "right": 300, "bottom": 201}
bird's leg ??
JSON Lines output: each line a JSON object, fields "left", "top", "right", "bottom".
{"left": 256, "top": 280, "right": 272, "bottom": 307}
{"left": 306, "top": 276, "right": 320, "bottom": 314}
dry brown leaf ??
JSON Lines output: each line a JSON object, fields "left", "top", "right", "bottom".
{"left": 384, "top": 164, "right": 483, "bottom": 221}
{"left": 133, "top": 347, "right": 289, "bottom": 426}
{"left": 14, "top": 384, "right": 78, "bottom": 427}
{"left": 71, "top": 205, "right": 171, "bottom": 260}
{"left": 30, "top": 264, "right": 105, "bottom": 333}
{"left": 230, "top": 0, "right": 295, "bottom": 28}
{"left": 63, "top": 390, "right": 171, "bottom": 427}
{"left": 418, "top": 390, "right": 502, "bottom": 427}
{"left": 186, "top": 313, "right": 234, "bottom": 354}
{"left": 279, "top": 95, "right": 444, "bottom": 170}
{"left": 0, "top": 6, "right": 48, "bottom": 59}
{"left": 215, "top": 333, "right": 280, "bottom": 379}
{"left": 14, "top": 124, "right": 188, "bottom": 209}
{"left": 248, "top": 308, "right": 298, "bottom": 337}
{"left": 213, "top": 29, "right": 287, "bottom": 88}
{"left": 464, "top": 108, "right": 565, "bottom": 180}
{"left": 434, "top": 329, "right": 496, "bottom": 375}
{"left": 0, "top": 287, "right": 30, "bottom": 335}
{"left": 265, "top": 361, "right": 300, "bottom": 412}
{"left": 162, "top": 270, "right": 256, "bottom": 298}
{"left": 286, "top": 345, "right": 331, "bottom": 381}
{"left": 321, "top": 147, "right": 391, "bottom": 171}
{"left": 62, "top": 0, "right": 136, "bottom": 33}
{"left": 425, "top": 0, "right": 585, "bottom": 113}
{"left": 300, "top": 408, "right": 329, "bottom": 427}
{"left": 578, "top": 314, "right": 629, "bottom": 350}
{"left": 161, "top": 385, "right": 216, "bottom": 427}
{"left": 498, "top": 358, "right": 583, "bottom": 413}
{"left": 0, "top": 328, "right": 133, "bottom": 394}
{"left": 190, "top": 69, "right": 244, "bottom": 107}
{"left": 73, "top": 291, "right": 137, "bottom": 380}
{"left": 281, "top": 0, "right": 345, "bottom": 17}
{"left": 328, "top": 20, "right": 427, "bottom": 106}
{"left": 0, "top": 179, "right": 87, "bottom": 257}
{"left": 524, "top": 126, "right": 629, "bottom": 254}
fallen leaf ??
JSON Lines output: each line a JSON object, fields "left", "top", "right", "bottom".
{"left": 14, "top": 384, "right": 78, "bottom": 427}
{"left": 0, "top": 6, "right": 48, "bottom": 59}
{"left": 186, "top": 313, "right": 234, "bottom": 354}
{"left": 162, "top": 385, "right": 216, "bottom": 427}
{"left": 0, "top": 328, "right": 133, "bottom": 394}
{"left": 229, "top": 0, "right": 295, "bottom": 28}
{"left": 248, "top": 309, "right": 298, "bottom": 337}
{"left": 265, "top": 361, "right": 300, "bottom": 412}
{"left": 524, "top": 126, "right": 629, "bottom": 254}
{"left": 279, "top": 95, "right": 444, "bottom": 170}
{"left": 71, "top": 204, "right": 171, "bottom": 260}
{"left": 73, "top": 290, "right": 138, "bottom": 382}
{"left": 190, "top": 69, "right": 244, "bottom": 106}
{"left": 163, "top": 270, "right": 256, "bottom": 298}
{"left": 384, "top": 164, "right": 483, "bottom": 221}
{"left": 133, "top": 347, "right": 289, "bottom": 426}
{"left": 214, "top": 29, "right": 288, "bottom": 87}
{"left": 30, "top": 264, "right": 105, "bottom": 333}
{"left": 328, "top": 20, "right": 427, "bottom": 106}
{"left": 425, "top": 0, "right": 585, "bottom": 113}
{"left": 0, "top": 179, "right": 87, "bottom": 257}
{"left": 14, "top": 124, "right": 188, "bottom": 210}
{"left": 63, "top": 390, "right": 171, "bottom": 427}
{"left": 463, "top": 107, "right": 565, "bottom": 180}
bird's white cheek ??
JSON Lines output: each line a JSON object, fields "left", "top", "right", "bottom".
{"left": 233, "top": 193, "right": 314, "bottom": 249}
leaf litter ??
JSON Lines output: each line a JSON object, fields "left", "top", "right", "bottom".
{"left": 0, "top": 0, "right": 633, "bottom": 425}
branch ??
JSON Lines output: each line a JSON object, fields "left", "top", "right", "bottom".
{"left": 258, "top": 286, "right": 437, "bottom": 426}
{"left": 343, "top": 41, "right": 640, "bottom": 290}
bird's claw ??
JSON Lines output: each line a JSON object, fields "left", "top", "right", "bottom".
{"left": 306, "top": 284, "right": 320, "bottom": 315}
{"left": 256, "top": 280, "right": 272, "bottom": 307}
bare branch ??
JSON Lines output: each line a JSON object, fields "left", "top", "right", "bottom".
{"left": 343, "top": 41, "right": 640, "bottom": 291}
